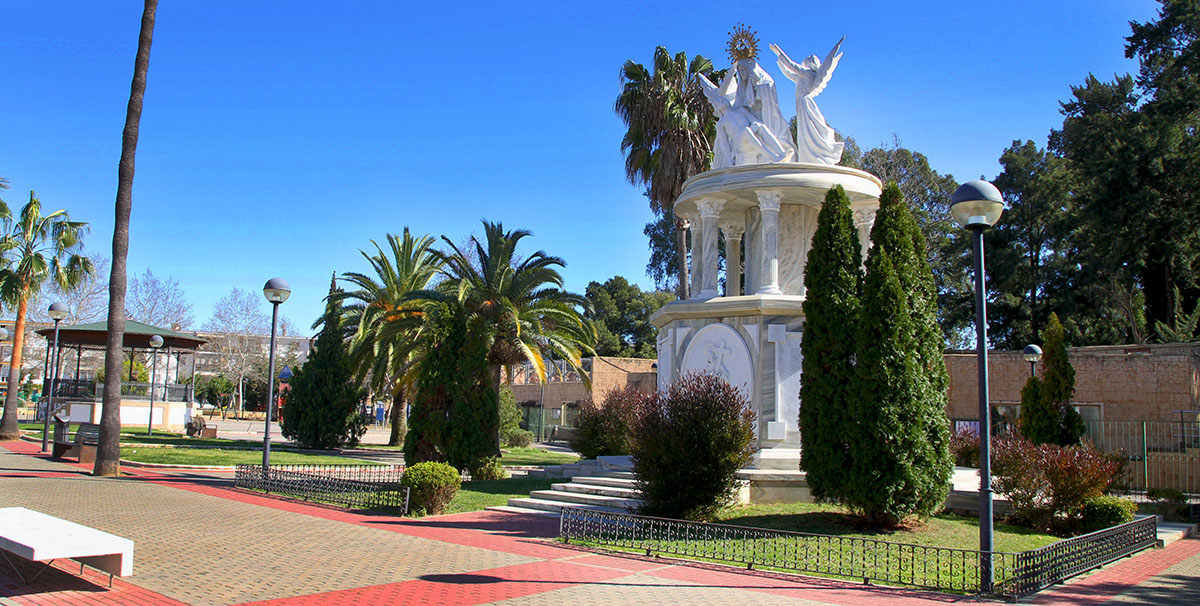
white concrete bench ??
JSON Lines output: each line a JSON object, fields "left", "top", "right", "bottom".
{"left": 0, "top": 507, "right": 133, "bottom": 586}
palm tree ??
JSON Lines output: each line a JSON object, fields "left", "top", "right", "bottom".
{"left": 418, "top": 221, "right": 596, "bottom": 453}
{"left": 95, "top": 0, "right": 157, "bottom": 476}
{"left": 339, "top": 229, "right": 442, "bottom": 446}
{"left": 0, "top": 192, "right": 94, "bottom": 440}
{"left": 615, "top": 47, "right": 719, "bottom": 299}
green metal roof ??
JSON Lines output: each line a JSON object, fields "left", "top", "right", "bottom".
{"left": 36, "top": 319, "right": 207, "bottom": 350}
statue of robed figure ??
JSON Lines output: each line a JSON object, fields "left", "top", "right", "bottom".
{"left": 771, "top": 38, "right": 845, "bottom": 165}
{"left": 699, "top": 59, "right": 796, "bottom": 169}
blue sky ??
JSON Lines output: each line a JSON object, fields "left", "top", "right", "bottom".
{"left": 1, "top": 1, "right": 1160, "bottom": 334}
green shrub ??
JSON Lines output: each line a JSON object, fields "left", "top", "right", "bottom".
{"left": 503, "top": 429, "right": 534, "bottom": 448}
{"left": 1148, "top": 488, "right": 1190, "bottom": 522}
{"left": 633, "top": 373, "right": 756, "bottom": 521}
{"left": 471, "top": 457, "right": 508, "bottom": 480}
{"left": 401, "top": 461, "right": 462, "bottom": 515}
{"left": 1079, "top": 495, "right": 1137, "bottom": 532}
{"left": 570, "top": 385, "right": 647, "bottom": 459}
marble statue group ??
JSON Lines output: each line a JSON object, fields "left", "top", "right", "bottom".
{"left": 699, "top": 35, "right": 845, "bottom": 168}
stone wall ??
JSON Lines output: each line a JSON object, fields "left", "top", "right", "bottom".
{"left": 945, "top": 342, "right": 1200, "bottom": 421}
{"left": 509, "top": 356, "right": 655, "bottom": 407}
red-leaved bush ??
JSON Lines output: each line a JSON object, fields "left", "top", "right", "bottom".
{"left": 569, "top": 385, "right": 648, "bottom": 459}
{"left": 992, "top": 435, "right": 1120, "bottom": 533}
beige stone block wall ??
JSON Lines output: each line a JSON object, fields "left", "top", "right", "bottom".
{"left": 946, "top": 343, "right": 1200, "bottom": 421}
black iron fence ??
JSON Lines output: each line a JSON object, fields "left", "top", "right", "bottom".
{"left": 234, "top": 464, "right": 409, "bottom": 513}
{"left": 1011, "top": 515, "right": 1158, "bottom": 595}
{"left": 559, "top": 507, "right": 1158, "bottom": 597}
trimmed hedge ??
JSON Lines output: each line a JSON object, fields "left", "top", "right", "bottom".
{"left": 402, "top": 461, "right": 462, "bottom": 515}
{"left": 1079, "top": 495, "right": 1137, "bottom": 533}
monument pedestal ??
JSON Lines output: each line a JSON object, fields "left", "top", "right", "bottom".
{"left": 652, "top": 294, "right": 807, "bottom": 470}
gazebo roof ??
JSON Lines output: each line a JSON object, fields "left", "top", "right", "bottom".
{"left": 35, "top": 319, "right": 207, "bottom": 350}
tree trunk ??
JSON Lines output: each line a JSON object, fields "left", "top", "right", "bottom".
{"left": 95, "top": 0, "right": 156, "bottom": 476}
{"left": 675, "top": 218, "right": 690, "bottom": 299}
{"left": 0, "top": 296, "right": 30, "bottom": 440}
{"left": 388, "top": 384, "right": 406, "bottom": 446}
{"left": 491, "top": 364, "right": 503, "bottom": 456}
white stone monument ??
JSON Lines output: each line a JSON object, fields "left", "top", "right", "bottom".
{"left": 652, "top": 26, "right": 881, "bottom": 474}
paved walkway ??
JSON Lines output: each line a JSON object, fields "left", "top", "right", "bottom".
{"left": 0, "top": 440, "right": 1196, "bottom": 606}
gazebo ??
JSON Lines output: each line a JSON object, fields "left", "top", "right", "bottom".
{"left": 36, "top": 320, "right": 208, "bottom": 430}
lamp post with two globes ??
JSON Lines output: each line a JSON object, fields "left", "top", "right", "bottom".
{"left": 950, "top": 179, "right": 1006, "bottom": 593}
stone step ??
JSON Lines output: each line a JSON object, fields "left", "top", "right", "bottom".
{"left": 597, "top": 470, "right": 635, "bottom": 480}
{"left": 529, "top": 489, "right": 642, "bottom": 510}
{"left": 551, "top": 481, "right": 641, "bottom": 499}
{"left": 568, "top": 475, "right": 639, "bottom": 490}
{"left": 505, "top": 497, "right": 629, "bottom": 515}
{"left": 485, "top": 504, "right": 559, "bottom": 518}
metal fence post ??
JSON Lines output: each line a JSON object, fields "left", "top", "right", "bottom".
{"left": 1141, "top": 421, "right": 1149, "bottom": 491}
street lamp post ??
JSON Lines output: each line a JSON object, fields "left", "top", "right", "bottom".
{"left": 147, "top": 335, "right": 164, "bottom": 436}
{"left": 950, "top": 179, "right": 1006, "bottom": 593}
{"left": 261, "top": 278, "right": 290, "bottom": 472}
{"left": 1023, "top": 344, "right": 1043, "bottom": 378}
{"left": 41, "top": 303, "right": 69, "bottom": 452}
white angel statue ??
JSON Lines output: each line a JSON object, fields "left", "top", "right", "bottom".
{"left": 771, "top": 38, "right": 845, "bottom": 165}
{"left": 699, "top": 58, "right": 795, "bottom": 168}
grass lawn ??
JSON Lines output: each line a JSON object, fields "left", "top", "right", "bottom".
{"left": 715, "top": 502, "right": 1057, "bottom": 553}
{"left": 569, "top": 501, "right": 1061, "bottom": 593}
{"left": 499, "top": 447, "right": 579, "bottom": 466}
{"left": 444, "top": 476, "right": 558, "bottom": 515}
{"left": 120, "top": 446, "right": 382, "bottom": 466}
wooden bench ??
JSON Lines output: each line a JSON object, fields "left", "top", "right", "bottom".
{"left": 0, "top": 507, "right": 134, "bottom": 586}
{"left": 52, "top": 422, "right": 100, "bottom": 465}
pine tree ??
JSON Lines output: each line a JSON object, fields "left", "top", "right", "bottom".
{"left": 799, "top": 185, "right": 863, "bottom": 501}
{"left": 1020, "top": 312, "right": 1084, "bottom": 445}
{"left": 280, "top": 278, "right": 366, "bottom": 449}
{"left": 847, "top": 183, "right": 953, "bottom": 526}
{"left": 403, "top": 304, "right": 497, "bottom": 472}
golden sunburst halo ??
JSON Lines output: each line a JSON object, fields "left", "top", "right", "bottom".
{"left": 727, "top": 23, "right": 759, "bottom": 62}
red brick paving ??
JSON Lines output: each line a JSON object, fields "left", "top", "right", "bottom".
{"left": 0, "top": 553, "right": 188, "bottom": 606}
{"left": 3, "top": 438, "right": 1199, "bottom": 606}
{"left": 1032, "top": 536, "right": 1200, "bottom": 605}
{"left": 233, "top": 560, "right": 635, "bottom": 606}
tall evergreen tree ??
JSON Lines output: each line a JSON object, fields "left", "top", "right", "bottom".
{"left": 847, "top": 184, "right": 953, "bottom": 527}
{"left": 402, "top": 303, "right": 496, "bottom": 473}
{"left": 280, "top": 278, "right": 366, "bottom": 449}
{"left": 1019, "top": 313, "right": 1084, "bottom": 446}
{"left": 798, "top": 185, "right": 862, "bottom": 501}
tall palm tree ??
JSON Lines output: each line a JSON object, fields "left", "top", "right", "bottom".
{"left": 339, "top": 229, "right": 442, "bottom": 446}
{"left": 418, "top": 221, "right": 596, "bottom": 453}
{"left": 95, "top": 0, "right": 157, "bottom": 476}
{"left": 0, "top": 192, "right": 94, "bottom": 440}
{"left": 615, "top": 47, "right": 719, "bottom": 299}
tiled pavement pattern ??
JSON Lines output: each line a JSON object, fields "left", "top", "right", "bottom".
{"left": 1, "top": 440, "right": 1197, "bottom": 606}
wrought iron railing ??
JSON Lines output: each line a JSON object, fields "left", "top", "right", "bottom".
{"left": 1010, "top": 515, "right": 1159, "bottom": 595}
{"left": 559, "top": 507, "right": 1158, "bottom": 597}
{"left": 234, "top": 464, "right": 408, "bottom": 513}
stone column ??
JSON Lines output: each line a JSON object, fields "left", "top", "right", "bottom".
{"left": 681, "top": 210, "right": 702, "bottom": 299}
{"left": 696, "top": 198, "right": 724, "bottom": 298}
{"left": 756, "top": 189, "right": 783, "bottom": 295}
{"left": 720, "top": 221, "right": 744, "bottom": 296}
{"left": 854, "top": 208, "right": 876, "bottom": 267}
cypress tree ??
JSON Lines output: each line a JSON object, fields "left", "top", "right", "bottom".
{"left": 1020, "top": 313, "right": 1084, "bottom": 445}
{"left": 799, "top": 185, "right": 863, "bottom": 501}
{"left": 280, "top": 278, "right": 366, "bottom": 449}
{"left": 403, "top": 304, "right": 497, "bottom": 472}
{"left": 848, "top": 183, "right": 953, "bottom": 526}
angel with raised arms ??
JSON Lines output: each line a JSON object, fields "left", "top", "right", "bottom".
{"left": 771, "top": 37, "right": 845, "bottom": 165}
